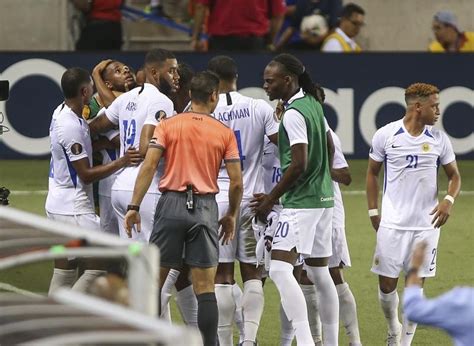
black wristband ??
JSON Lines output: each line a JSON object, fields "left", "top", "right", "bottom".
{"left": 127, "top": 204, "right": 140, "bottom": 212}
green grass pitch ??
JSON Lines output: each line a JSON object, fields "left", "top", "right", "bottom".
{"left": 0, "top": 159, "right": 473, "bottom": 345}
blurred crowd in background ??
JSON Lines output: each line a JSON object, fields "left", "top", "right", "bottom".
{"left": 71, "top": 0, "right": 474, "bottom": 53}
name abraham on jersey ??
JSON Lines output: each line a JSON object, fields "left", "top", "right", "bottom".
{"left": 126, "top": 101, "right": 137, "bottom": 111}
{"left": 217, "top": 108, "right": 250, "bottom": 122}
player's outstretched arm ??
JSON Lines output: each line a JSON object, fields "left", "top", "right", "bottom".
{"left": 366, "top": 158, "right": 383, "bottom": 231}
{"left": 71, "top": 148, "right": 142, "bottom": 185}
{"left": 430, "top": 161, "right": 461, "bottom": 228}
{"left": 88, "top": 114, "right": 116, "bottom": 135}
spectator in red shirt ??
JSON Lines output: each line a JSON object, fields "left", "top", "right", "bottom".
{"left": 73, "top": 0, "right": 123, "bottom": 50}
{"left": 191, "top": 0, "right": 286, "bottom": 51}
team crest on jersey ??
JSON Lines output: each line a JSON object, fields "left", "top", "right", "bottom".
{"left": 422, "top": 143, "right": 430, "bottom": 152}
{"left": 155, "top": 110, "right": 166, "bottom": 121}
{"left": 71, "top": 143, "right": 83, "bottom": 155}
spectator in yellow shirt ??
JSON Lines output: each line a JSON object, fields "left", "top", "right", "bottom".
{"left": 429, "top": 11, "right": 474, "bottom": 52}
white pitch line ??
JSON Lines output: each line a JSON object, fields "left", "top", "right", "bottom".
{"left": 0, "top": 282, "right": 44, "bottom": 298}
{"left": 9, "top": 190, "right": 474, "bottom": 196}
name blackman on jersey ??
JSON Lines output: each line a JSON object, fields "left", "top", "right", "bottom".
{"left": 217, "top": 108, "right": 250, "bottom": 121}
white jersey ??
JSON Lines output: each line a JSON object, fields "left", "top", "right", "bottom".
{"left": 262, "top": 137, "right": 281, "bottom": 194}
{"left": 214, "top": 91, "right": 279, "bottom": 200}
{"left": 105, "top": 83, "right": 174, "bottom": 192}
{"left": 369, "top": 119, "right": 455, "bottom": 230}
{"left": 92, "top": 107, "right": 120, "bottom": 197}
{"left": 330, "top": 129, "right": 348, "bottom": 229}
{"left": 45, "top": 103, "right": 95, "bottom": 215}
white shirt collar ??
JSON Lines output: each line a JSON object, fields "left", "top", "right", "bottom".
{"left": 285, "top": 88, "right": 305, "bottom": 107}
{"left": 335, "top": 27, "right": 357, "bottom": 50}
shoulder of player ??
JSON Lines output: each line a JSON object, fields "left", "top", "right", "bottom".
{"left": 374, "top": 119, "right": 403, "bottom": 138}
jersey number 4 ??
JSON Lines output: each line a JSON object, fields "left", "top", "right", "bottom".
{"left": 122, "top": 119, "right": 137, "bottom": 152}
{"left": 234, "top": 130, "right": 246, "bottom": 171}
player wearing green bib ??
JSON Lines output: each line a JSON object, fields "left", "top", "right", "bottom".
{"left": 254, "top": 53, "right": 339, "bottom": 345}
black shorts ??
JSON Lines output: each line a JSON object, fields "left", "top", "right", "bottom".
{"left": 149, "top": 191, "right": 219, "bottom": 268}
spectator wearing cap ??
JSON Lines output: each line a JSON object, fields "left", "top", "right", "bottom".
{"left": 429, "top": 11, "right": 474, "bottom": 52}
{"left": 321, "top": 3, "right": 365, "bottom": 52}
{"left": 191, "top": 0, "right": 286, "bottom": 51}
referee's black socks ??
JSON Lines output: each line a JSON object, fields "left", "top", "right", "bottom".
{"left": 197, "top": 292, "right": 218, "bottom": 346}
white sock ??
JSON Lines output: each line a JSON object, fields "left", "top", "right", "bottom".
{"left": 232, "top": 283, "right": 245, "bottom": 343}
{"left": 269, "top": 260, "right": 313, "bottom": 345}
{"left": 161, "top": 301, "right": 172, "bottom": 323}
{"left": 336, "top": 282, "right": 361, "bottom": 344}
{"left": 300, "top": 284, "right": 322, "bottom": 343}
{"left": 72, "top": 270, "right": 105, "bottom": 293}
{"left": 176, "top": 285, "right": 198, "bottom": 327}
{"left": 48, "top": 268, "right": 76, "bottom": 295}
{"left": 401, "top": 289, "right": 421, "bottom": 346}
{"left": 215, "top": 284, "right": 235, "bottom": 346}
{"left": 379, "top": 288, "right": 401, "bottom": 334}
{"left": 305, "top": 266, "right": 339, "bottom": 346}
{"left": 242, "top": 279, "right": 264, "bottom": 344}
{"left": 280, "top": 303, "right": 295, "bottom": 346}
{"left": 160, "top": 269, "right": 180, "bottom": 319}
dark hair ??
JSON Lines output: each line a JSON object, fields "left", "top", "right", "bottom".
{"left": 61, "top": 67, "right": 91, "bottom": 99}
{"left": 144, "top": 48, "right": 176, "bottom": 67}
{"left": 272, "top": 53, "right": 325, "bottom": 103}
{"left": 341, "top": 3, "right": 365, "bottom": 18}
{"left": 178, "top": 63, "right": 195, "bottom": 89}
{"left": 100, "top": 60, "right": 118, "bottom": 81}
{"left": 207, "top": 55, "right": 238, "bottom": 82}
{"left": 190, "top": 71, "right": 219, "bottom": 104}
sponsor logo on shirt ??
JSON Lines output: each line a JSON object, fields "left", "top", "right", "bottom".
{"left": 320, "top": 196, "right": 335, "bottom": 202}
{"left": 155, "top": 110, "right": 166, "bottom": 121}
{"left": 71, "top": 143, "right": 83, "bottom": 155}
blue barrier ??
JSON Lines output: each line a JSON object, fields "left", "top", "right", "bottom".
{"left": 0, "top": 52, "right": 472, "bottom": 159}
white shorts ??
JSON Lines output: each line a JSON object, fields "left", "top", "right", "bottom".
{"left": 328, "top": 227, "right": 351, "bottom": 268}
{"left": 272, "top": 208, "right": 333, "bottom": 259}
{"left": 99, "top": 194, "right": 119, "bottom": 236}
{"left": 46, "top": 212, "right": 100, "bottom": 260}
{"left": 218, "top": 199, "right": 257, "bottom": 264}
{"left": 111, "top": 190, "right": 160, "bottom": 242}
{"left": 371, "top": 227, "right": 440, "bottom": 278}
{"left": 46, "top": 212, "right": 101, "bottom": 230}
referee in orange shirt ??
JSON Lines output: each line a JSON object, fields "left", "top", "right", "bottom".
{"left": 124, "top": 71, "right": 243, "bottom": 346}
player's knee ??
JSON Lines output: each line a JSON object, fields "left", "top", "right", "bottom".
{"left": 379, "top": 279, "right": 397, "bottom": 294}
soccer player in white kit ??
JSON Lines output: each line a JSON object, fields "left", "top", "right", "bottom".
{"left": 89, "top": 50, "right": 174, "bottom": 242}
{"left": 208, "top": 55, "right": 279, "bottom": 346}
{"left": 46, "top": 67, "right": 141, "bottom": 294}
{"left": 366, "top": 83, "right": 461, "bottom": 346}
{"left": 88, "top": 59, "right": 137, "bottom": 235}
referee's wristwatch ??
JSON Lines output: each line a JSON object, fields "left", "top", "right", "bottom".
{"left": 127, "top": 204, "right": 140, "bottom": 212}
